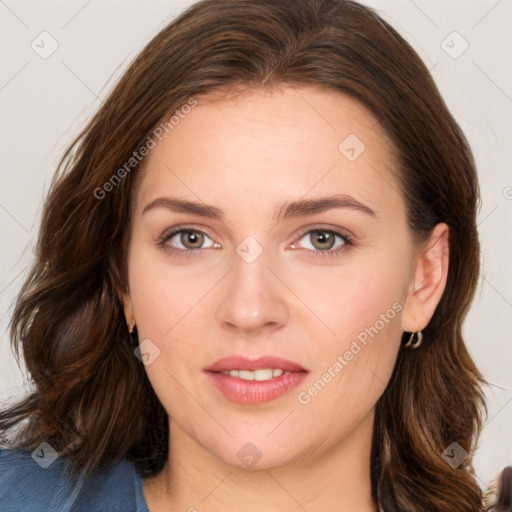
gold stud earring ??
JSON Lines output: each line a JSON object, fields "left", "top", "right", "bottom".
{"left": 404, "top": 330, "right": 423, "bottom": 349}
{"left": 128, "top": 324, "right": 135, "bottom": 334}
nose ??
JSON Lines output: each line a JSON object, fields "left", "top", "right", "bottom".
{"left": 216, "top": 245, "right": 289, "bottom": 337}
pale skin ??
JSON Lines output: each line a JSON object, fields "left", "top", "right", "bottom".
{"left": 122, "top": 85, "right": 449, "bottom": 512}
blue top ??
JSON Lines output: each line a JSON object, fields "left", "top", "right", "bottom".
{"left": 0, "top": 447, "right": 150, "bottom": 511}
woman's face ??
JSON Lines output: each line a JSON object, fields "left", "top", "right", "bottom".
{"left": 123, "top": 85, "right": 440, "bottom": 470}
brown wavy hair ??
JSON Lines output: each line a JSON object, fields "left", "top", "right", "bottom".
{"left": 1, "top": 0, "right": 507, "bottom": 510}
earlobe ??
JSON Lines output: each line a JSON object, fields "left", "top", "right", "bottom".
{"left": 401, "top": 223, "right": 450, "bottom": 333}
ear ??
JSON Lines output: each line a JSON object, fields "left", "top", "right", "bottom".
{"left": 108, "top": 252, "right": 135, "bottom": 328}
{"left": 122, "top": 293, "right": 135, "bottom": 328}
{"left": 401, "top": 222, "right": 450, "bottom": 332}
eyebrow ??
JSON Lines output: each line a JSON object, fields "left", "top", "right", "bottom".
{"left": 142, "top": 193, "right": 378, "bottom": 222}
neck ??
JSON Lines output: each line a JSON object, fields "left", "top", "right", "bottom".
{"left": 144, "top": 411, "right": 377, "bottom": 512}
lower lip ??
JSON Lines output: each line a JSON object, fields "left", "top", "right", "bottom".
{"left": 204, "top": 371, "right": 308, "bottom": 405}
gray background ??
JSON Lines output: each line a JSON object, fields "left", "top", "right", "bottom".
{"left": 1, "top": 0, "right": 511, "bottom": 490}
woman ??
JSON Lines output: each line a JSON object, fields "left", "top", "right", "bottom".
{"left": 0, "top": 0, "right": 510, "bottom": 510}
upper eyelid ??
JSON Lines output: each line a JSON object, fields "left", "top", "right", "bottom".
{"left": 294, "top": 224, "right": 351, "bottom": 239}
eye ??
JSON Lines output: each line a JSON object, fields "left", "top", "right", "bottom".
{"left": 291, "top": 227, "right": 353, "bottom": 259}
{"left": 156, "top": 225, "right": 354, "bottom": 260}
{"left": 157, "top": 227, "right": 216, "bottom": 256}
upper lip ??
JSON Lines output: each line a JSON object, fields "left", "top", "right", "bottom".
{"left": 205, "top": 356, "right": 306, "bottom": 373}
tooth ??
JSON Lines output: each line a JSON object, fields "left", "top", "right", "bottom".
{"left": 254, "top": 369, "right": 273, "bottom": 381}
{"left": 220, "top": 368, "right": 288, "bottom": 381}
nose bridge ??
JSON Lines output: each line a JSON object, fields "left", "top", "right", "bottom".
{"left": 216, "top": 235, "right": 289, "bottom": 334}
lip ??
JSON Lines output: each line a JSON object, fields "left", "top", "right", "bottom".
{"left": 204, "top": 355, "right": 308, "bottom": 405}
{"left": 204, "top": 355, "right": 306, "bottom": 373}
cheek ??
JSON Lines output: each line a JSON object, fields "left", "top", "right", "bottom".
{"left": 127, "top": 244, "right": 211, "bottom": 339}
{"left": 290, "top": 250, "right": 406, "bottom": 410}
{"left": 296, "top": 282, "right": 402, "bottom": 426}
{"left": 290, "top": 251, "right": 407, "bottom": 348}
{"left": 127, "top": 252, "right": 206, "bottom": 413}
{"left": 126, "top": 242, "right": 222, "bottom": 406}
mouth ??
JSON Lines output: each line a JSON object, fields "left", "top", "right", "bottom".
{"left": 203, "top": 355, "right": 308, "bottom": 405}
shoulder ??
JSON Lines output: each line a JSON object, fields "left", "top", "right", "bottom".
{"left": 0, "top": 447, "right": 148, "bottom": 512}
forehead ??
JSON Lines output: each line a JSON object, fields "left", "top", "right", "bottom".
{"left": 135, "top": 85, "right": 402, "bottom": 220}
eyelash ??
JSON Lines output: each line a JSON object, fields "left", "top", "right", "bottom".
{"left": 156, "top": 225, "right": 354, "bottom": 260}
